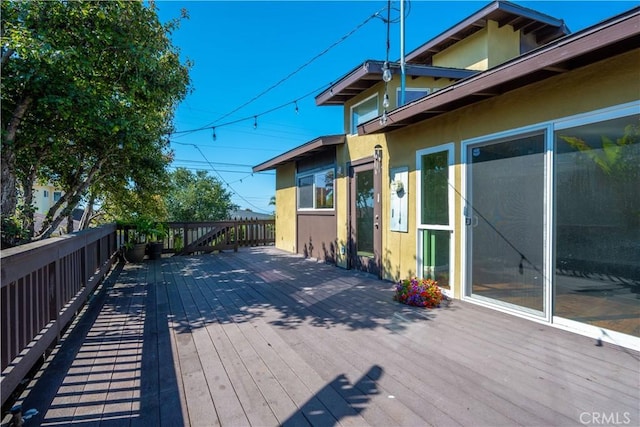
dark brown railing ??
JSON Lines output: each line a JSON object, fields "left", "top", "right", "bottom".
{"left": 169, "top": 219, "right": 275, "bottom": 255}
{"left": 1, "top": 220, "right": 273, "bottom": 405}
{"left": 118, "top": 219, "right": 276, "bottom": 256}
{"left": 0, "top": 224, "right": 119, "bottom": 406}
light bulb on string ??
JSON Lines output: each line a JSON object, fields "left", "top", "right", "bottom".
{"left": 382, "top": 61, "right": 392, "bottom": 82}
{"left": 253, "top": 116, "right": 258, "bottom": 130}
{"left": 380, "top": 110, "right": 388, "bottom": 125}
{"left": 383, "top": 93, "right": 390, "bottom": 109}
{"left": 212, "top": 127, "right": 217, "bottom": 141}
{"left": 294, "top": 100, "right": 299, "bottom": 114}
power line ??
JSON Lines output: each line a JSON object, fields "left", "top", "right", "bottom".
{"left": 168, "top": 165, "right": 274, "bottom": 176}
{"left": 170, "top": 4, "right": 388, "bottom": 138}
{"left": 187, "top": 143, "right": 272, "bottom": 213}
{"left": 170, "top": 82, "right": 329, "bottom": 137}
{"left": 170, "top": 140, "right": 282, "bottom": 152}
{"left": 204, "top": 5, "right": 387, "bottom": 128}
{"left": 172, "top": 158, "right": 256, "bottom": 168}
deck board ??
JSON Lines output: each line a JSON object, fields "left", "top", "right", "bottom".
{"left": 11, "top": 246, "right": 640, "bottom": 427}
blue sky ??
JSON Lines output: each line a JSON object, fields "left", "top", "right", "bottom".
{"left": 155, "top": 0, "right": 637, "bottom": 214}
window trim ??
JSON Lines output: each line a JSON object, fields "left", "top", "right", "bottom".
{"left": 350, "top": 94, "right": 379, "bottom": 135}
{"left": 416, "top": 143, "right": 455, "bottom": 297}
{"left": 415, "top": 143, "right": 455, "bottom": 231}
{"left": 296, "top": 167, "right": 336, "bottom": 211}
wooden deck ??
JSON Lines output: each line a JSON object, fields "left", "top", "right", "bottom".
{"left": 10, "top": 247, "right": 639, "bottom": 426}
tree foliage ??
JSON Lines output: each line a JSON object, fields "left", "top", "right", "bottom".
{"left": 1, "top": 0, "right": 191, "bottom": 244}
{"left": 164, "top": 168, "right": 238, "bottom": 222}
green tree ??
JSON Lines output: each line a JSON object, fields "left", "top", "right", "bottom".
{"left": 1, "top": 0, "right": 191, "bottom": 242}
{"left": 165, "top": 168, "right": 238, "bottom": 222}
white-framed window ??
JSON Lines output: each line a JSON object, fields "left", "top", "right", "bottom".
{"left": 53, "top": 191, "right": 62, "bottom": 202}
{"left": 416, "top": 143, "right": 455, "bottom": 294}
{"left": 350, "top": 94, "right": 378, "bottom": 134}
{"left": 297, "top": 168, "right": 335, "bottom": 210}
{"left": 43, "top": 190, "right": 49, "bottom": 198}
{"left": 397, "top": 88, "right": 431, "bottom": 106}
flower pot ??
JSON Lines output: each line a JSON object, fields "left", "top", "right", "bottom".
{"left": 124, "top": 243, "right": 147, "bottom": 263}
{"left": 148, "top": 241, "right": 164, "bottom": 260}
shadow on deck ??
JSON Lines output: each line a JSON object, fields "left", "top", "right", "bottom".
{"left": 6, "top": 247, "right": 640, "bottom": 426}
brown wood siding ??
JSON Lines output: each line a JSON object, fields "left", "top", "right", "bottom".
{"left": 296, "top": 212, "right": 337, "bottom": 263}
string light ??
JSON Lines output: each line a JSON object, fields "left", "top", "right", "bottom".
{"left": 382, "top": 61, "right": 392, "bottom": 82}
{"left": 187, "top": 5, "right": 387, "bottom": 133}
{"left": 168, "top": 3, "right": 397, "bottom": 140}
{"left": 380, "top": 110, "right": 388, "bottom": 125}
{"left": 380, "top": 0, "right": 392, "bottom": 127}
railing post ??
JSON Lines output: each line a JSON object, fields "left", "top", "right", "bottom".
{"left": 54, "top": 248, "right": 62, "bottom": 342}
{"left": 183, "top": 225, "right": 189, "bottom": 255}
{"left": 234, "top": 221, "right": 239, "bottom": 252}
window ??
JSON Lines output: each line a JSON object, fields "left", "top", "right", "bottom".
{"left": 397, "top": 88, "right": 431, "bottom": 106}
{"left": 350, "top": 95, "right": 378, "bottom": 134}
{"left": 298, "top": 168, "right": 334, "bottom": 210}
{"left": 554, "top": 113, "right": 639, "bottom": 336}
{"left": 43, "top": 190, "right": 49, "bottom": 198}
{"left": 53, "top": 191, "right": 62, "bottom": 202}
{"left": 417, "top": 145, "right": 454, "bottom": 290}
{"left": 421, "top": 150, "right": 449, "bottom": 225}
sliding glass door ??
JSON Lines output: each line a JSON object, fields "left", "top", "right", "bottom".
{"left": 465, "top": 133, "right": 546, "bottom": 315}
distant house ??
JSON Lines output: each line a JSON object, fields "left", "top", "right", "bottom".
{"left": 253, "top": 1, "right": 639, "bottom": 350}
{"left": 31, "top": 183, "right": 80, "bottom": 234}
{"left": 32, "top": 182, "right": 64, "bottom": 215}
{"left": 228, "top": 209, "right": 274, "bottom": 221}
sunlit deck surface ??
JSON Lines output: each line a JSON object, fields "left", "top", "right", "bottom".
{"left": 18, "top": 247, "right": 639, "bottom": 426}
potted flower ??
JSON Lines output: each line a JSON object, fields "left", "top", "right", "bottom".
{"left": 393, "top": 277, "right": 446, "bottom": 308}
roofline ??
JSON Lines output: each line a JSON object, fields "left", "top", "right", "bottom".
{"left": 315, "top": 60, "right": 478, "bottom": 106}
{"left": 406, "top": 0, "right": 569, "bottom": 64}
{"left": 358, "top": 6, "right": 639, "bottom": 135}
{"left": 252, "top": 134, "right": 346, "bottom": 172}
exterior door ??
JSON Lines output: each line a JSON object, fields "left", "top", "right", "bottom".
{"left": 349, "top": 154, "right": 382, "bottom": 277}
{"left": 417, "top": 145, "right": 454, "bottom": 295}
{"left": 464, "top": 133, "right": 547, "bottom": 316}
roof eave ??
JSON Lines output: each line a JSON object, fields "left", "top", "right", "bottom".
{"left": 315, "top": 61, "right": 478, "bottom": 106}
{"left": 358, "top": 7, "right": 640, "bottom": 135}
{"left": 252, "top": 134, "right": 346, "bottom": 172}
{"left": 406, "top": 0, "right": 568, "bottom": 65}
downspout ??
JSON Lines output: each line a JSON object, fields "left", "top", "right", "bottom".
{"left": 400, "top": 0, "right": 406, "bottom": 106}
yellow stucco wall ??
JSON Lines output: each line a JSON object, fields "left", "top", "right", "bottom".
{"left": 274, "top": 162, "right": 297, "bottom": 253}
{"left": 486, "top": 21, "right": 520, "bottom": 68}
{"left": 433, "top": 21, "right": 520, "bottom": 70}
{"left": 380, "top": 50, "right": 639, "bottom": 296}
{"left": 434, "top": 26, "right": 488, "bottom": 70}
{"left": 272, "top": 44, "right": 638, "bottom": 296}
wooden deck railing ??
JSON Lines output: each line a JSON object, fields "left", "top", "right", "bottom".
{"left": 0, "top": 224, "right": 118, "bottom": 406}
{"left": 169, "top": 219, "right": 275, "bottom": 255}
{"left": 118, "top": 219, "right": 276, "bottom": 256}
